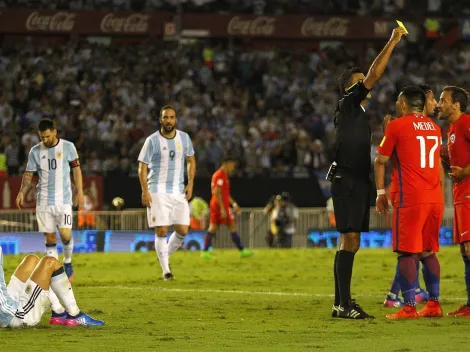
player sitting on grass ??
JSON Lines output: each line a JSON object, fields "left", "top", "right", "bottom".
{"left": 0, "top": 247, "right": 104, "bottom": 327}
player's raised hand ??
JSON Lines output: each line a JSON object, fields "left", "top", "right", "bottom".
{"left": 15, "top": 192, "right": 24, "bottom": 210}
{"left": 141, "top": 191, "right": 152, "bottom": 207}
{"left": 449, "top": 166, "right": 468, "bottom": 181}
{"left": 184, "top": 183, "right": 193, "bottom": 201}
{"left": 233, "top": 203, "right": 241, "bottom": 216}
{"left": 390, "top": 27, "right": 407, "bottom": 43}
{"left": 376, "top": 194, "right": 389, "bottom": 214}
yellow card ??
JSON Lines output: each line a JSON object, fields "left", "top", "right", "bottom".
{"left": 396, "top": 20, "right": 409, "bottom": 34}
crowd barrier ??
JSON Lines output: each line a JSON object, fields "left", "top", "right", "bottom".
{"left": 0, "top": 207, "right": 457, "bottom": 254}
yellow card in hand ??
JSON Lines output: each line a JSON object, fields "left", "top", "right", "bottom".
{"left": 396, "top": 20, "right": 409, "bottom": 34}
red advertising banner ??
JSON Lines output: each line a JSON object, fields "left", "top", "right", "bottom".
{"left": 0, "top": 9, "right": 419, "bottom": 40}
{"left": 0, "top": 176, "right": 103, "bottom": 210}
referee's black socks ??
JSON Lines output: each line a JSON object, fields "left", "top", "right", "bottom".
{"left": 336, "top": 250, "right": 356, "bottom": 307}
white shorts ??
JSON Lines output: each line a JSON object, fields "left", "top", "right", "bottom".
{"left": 7, "top": 276, "right": 49, "bottom": 328}
{"left": 147, "top": 193, "right": 190, "bottom": 227}
{"left": 36, "top": 204, "right": 73, "bottom": 233}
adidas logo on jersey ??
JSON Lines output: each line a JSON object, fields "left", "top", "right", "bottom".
{"left": 163, "top": 147, "right": 167, "bottom": 150}
{"left": 42, "top": 156, "right": 46, "bottom": 159}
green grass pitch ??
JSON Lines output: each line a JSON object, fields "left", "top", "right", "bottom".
{"left": 1, "top": 247, "right": 469, "bottom": 352}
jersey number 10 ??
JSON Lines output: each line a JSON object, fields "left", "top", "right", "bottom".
{"left": 48, "top": 158, "right": 57, "bottom": 170}
{"left": 416, "top": 136, "right": 439, "bottom": 169}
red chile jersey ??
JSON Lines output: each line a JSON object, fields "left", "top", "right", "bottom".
{"left": 448, "top": 113, "right": 470, "bottom": 204}
{"left": 210, "top": 168, "right": 230, "bottom": 208}
{"left": 377, "top": 113, "right": 443, "bottom": 208}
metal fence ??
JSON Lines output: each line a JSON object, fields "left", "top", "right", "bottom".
{"left": 0, "top": 207, "right": 456, "bottom": 249}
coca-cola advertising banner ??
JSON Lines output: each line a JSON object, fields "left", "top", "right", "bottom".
{"left": 0, "top": 176, "right": 103, "bottom": 210}
{"left": 0, "top": 9, "right": 406, "bottom": 39}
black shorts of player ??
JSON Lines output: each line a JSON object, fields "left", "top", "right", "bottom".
{"left": 331, "top": 174, "right": 370, "bottom": 233}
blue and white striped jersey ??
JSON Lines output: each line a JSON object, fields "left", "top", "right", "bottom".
{"left": 0, "top": 249, "right": 19, "bottom": 328}
{"left": 26, "top": 139, "right": 79, "bottom": 206}
{"left": 138, "top": 130, "right": 194, "bottom": 194}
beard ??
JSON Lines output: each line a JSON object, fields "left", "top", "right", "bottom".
{"left": 162, "top": 124, "right": 175, "bottom": 133}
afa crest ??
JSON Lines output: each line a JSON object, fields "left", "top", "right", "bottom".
{"left": 176, "top": 143, "right": 182, "bottom": 151}
{"left": 25, "top": 285, "right": 31, "bottom": 294}
{"left": 57, "top": 152, "right": 62, "bottom": 158}
{"left": 450, "top": 133, "right": 456, "bottom": 144}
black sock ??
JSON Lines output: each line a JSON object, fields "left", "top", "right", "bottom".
{"left": 336, "top": 250, "right": 356, "bottom": 307}
{"left": 334, "top": 251, "right": 340, "bottom": 306}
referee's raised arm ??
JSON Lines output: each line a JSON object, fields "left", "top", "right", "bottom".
{"left": 329, "top": 27, "right": 406, "bottom": 320}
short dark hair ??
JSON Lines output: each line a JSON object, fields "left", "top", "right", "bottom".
{"left": 417, "top": 84, "right": 432, "bottom": 94}
{"left": 400, "top": 86, "right": 426, "bottom": 112}
{"left": 160, "top": 105, "right": 176, "bottom": 117}
{"left": 443, "top": 86, "right": 469, "bottom": 112}
{"left": 222, "top": 153, "right": 237, "bottom": 163}
{"left": 338, "top": 67, "right": 363, "bottom": 93}
{"left": 38, "top": 118, "right": 56, "bottom": 132}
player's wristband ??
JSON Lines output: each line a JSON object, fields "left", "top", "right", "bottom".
{"left": 377, "top": 189, "right": 386, "bottom": 196}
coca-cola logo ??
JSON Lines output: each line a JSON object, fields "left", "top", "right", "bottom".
{"left": 227, "top": 16, "right": 276, "bottom": 36}
{"left": 25, "top": 11, "right": 76, "bottom": 32}
{"left": 100, "top": 13, "right": 149, "bottom": 34}
{"left": 301, "top": 17, "right": 349, "bottom": 37}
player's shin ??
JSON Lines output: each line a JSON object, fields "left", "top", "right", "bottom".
{"left": 168, "top": 232, "right": 185, "bottom": 256}
{"left": 155, "top": 235, "right": 171, "bottom": 274}
{"left": 397, "top": 255, "right": 418, "bottom": 306}
{"left": 464, "top": 255, "right": 470, "bottom": 305}
{"left": 230, "top": 232, "right": 244, "bottom": 251}
{"left": 421, "top": 253, "right": 440, "bottom": 301}
{"left": 45, "top": 243, "right": 58, "bottom": 259}
{"left": 49, "top": 290, "right": 65, "bottom": 314}
{"left": 203, "top": 232, "right": 215, "bottom": 251}
{"left": 50, "top": 267, "right": 79, "bottom": 316}
{"left": 62, "top": 238, "right": 74, "bottom": 264}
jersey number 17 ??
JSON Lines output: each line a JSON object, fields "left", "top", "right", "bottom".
{"left": 416, "top": 136, "right": 439, "bottom": 169}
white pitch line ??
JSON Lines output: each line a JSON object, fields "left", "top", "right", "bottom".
{"left": 91, "top": 285, "right": 468, "bottom": 301}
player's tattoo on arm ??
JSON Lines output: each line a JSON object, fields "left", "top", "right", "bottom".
{"left": 20, "top": 172, "right": 33, "bottom": 193}
{"left": 186, "top": 155, "right": 196, "bottom": 186}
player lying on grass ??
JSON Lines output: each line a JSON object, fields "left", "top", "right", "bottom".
{"left": 0, "top": 247, "right": 104, "bottom": 328}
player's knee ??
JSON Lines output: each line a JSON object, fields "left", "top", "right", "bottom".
{"left": 23, "top": 255, "right": 41, "bottom": 268}
{"left": 340, "top": 233, "right": 360, "bottom": 252}
{"left": 40, "top": 256, "right": 60, "bottom": 270}
{"left": 59, "top": 230, "right": 72, "bottom": 242}
{"left": 174, "top": 225, "right": 188, "bottom": 236}
{"left": 462, "top": 242, "right": 470, "bottom": 257}
{"left": 44, "top": 232, "right": 57, "bottom": 244}
{"left": 155, "top": 226, "right": 168, "bottom": 237}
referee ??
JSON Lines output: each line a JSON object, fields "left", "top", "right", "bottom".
{"left": 329, "top": 26, "right": 406, "bottom": 319}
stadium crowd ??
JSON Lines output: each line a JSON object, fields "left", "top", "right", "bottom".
{"left": 1, "top": 39, "right": 470, "bottom": 179}
{"left": 0, "top": 0, "right": 461, "bottom": 16}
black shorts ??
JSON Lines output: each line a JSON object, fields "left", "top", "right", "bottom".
{"left": 331, "top": 174, "right": 370, "bottom": 233}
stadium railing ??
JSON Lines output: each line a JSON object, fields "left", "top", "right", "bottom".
{"left": 0, "top": 207, "right": 456, "bottom": 249}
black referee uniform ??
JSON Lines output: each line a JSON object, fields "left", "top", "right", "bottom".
{"left": 331, "top": 81, "right": 371, "bottom": 234}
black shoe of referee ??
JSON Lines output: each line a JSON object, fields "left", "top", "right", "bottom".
{"left": 332, "top": 305, "right": 339, "bottom": 318}
{"left": 337, "top": 299, "right": 375, "bottom": 319}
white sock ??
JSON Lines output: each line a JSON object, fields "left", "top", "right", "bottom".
{"left": 50, "top": 269, "right": 79, "bottom": 316}
{"left": 62, "top": 238, "right": 74, "bottom": 264}
{"left": 49, "top": 290, "right": 65, "bottom": 314}
{"left": 155, "top": 236, "right": 170, "bottom": 274}
{"left": 45, "top": 244, "right": 58, "bottom": 259}
{"left": 168, "top": 232, "right": 185, "bottom": 256}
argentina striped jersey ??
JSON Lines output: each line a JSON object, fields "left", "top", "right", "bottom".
{"left": 138, "top": 130, "right": 194, "bottom": 194}
{"left": 26, "top": 139, "right": 79, "bottom": 206}
{"left": 0, "top": 250, "right": 19, "bottom": 328}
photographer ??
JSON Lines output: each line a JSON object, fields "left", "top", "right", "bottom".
{"left": 263, "top": 194, "right": 278, "bottom": 247}
{"left": 270, "top": 192, "right": 298, "bottom": 248}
